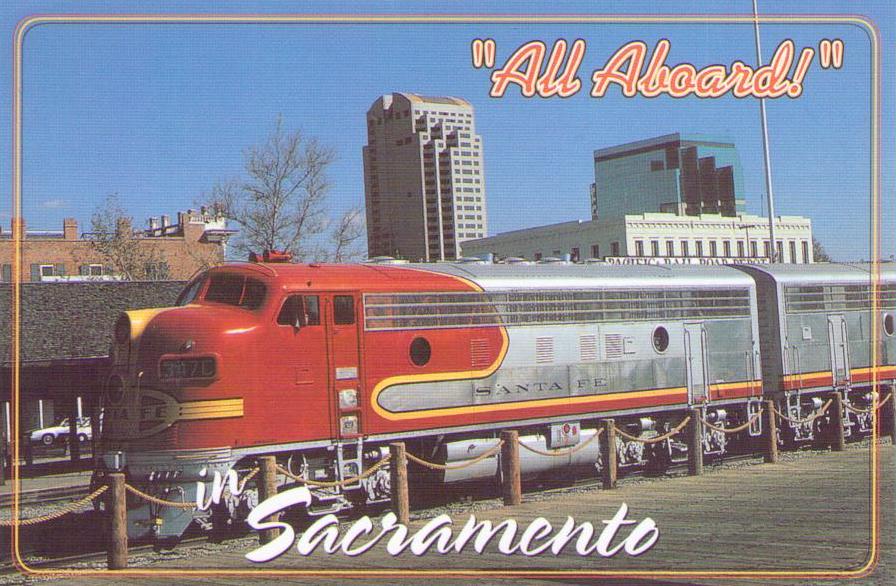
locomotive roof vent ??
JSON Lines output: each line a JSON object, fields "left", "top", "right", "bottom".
{"left": 457, "top": 257, "right": 489, "bottom": 264}
{"left": 538, "top": 257, "right": 571, "bottom": 265}
{"left": 365, "top": 256, "right": 409, "bottom": 265}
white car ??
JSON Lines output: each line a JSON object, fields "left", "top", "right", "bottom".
{"left": 28, "top": 417, "right": 92, "bottom": 446}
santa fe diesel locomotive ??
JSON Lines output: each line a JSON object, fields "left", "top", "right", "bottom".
{"left": 97, "top": 260, "right": 896, "bottom": 540}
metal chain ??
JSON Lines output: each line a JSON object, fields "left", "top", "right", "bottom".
{"left": 843, "top": 393, "right": 892, "bottom": 415}
{"left": 701, "top": 409, "right": 764, "bottom": 434}
{"left": 406, "top": 441, "right": 505, "bottom": 470}
{"left": 0, "top": 485, "right": 108, "bottom": 526}
{"left": 276, "top": 455, "right": 391, "bottom": 488}
{"left": 614, "top": 416, "right": 692, "bottom": 444}
{"left": 517, "top": 428, "right": 604, "bottom": 457}
{"left": 125, "top": 484, "right": 196, "bottom": 509}
{"left": 771, "top": 399, "right": 833, "bottom": 425}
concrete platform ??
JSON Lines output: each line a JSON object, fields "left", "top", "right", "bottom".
{"left": 16, "top": 442, "right": 888, "bottom": 585}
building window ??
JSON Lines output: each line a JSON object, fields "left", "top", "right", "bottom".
{"left": 695, "top": 241, "right": 704, "bottom": 257}
{"left": 789, "top": 241, "right": 797, "bottom": 263}
{"left": 802, "top": 240, "right": 810, "bottom": 263}
{"left": 709, "top": 240, "right": 718, "bottom": 257}
{"left": 31, "top": 263, "right": 64, "bottom": 282}
{"left": 776, "top": 241, "right": 784, "bottom": 261}
{"left": 571, "top": 247, "right": 580, "bottom": 262}
{"left": 80, "top": 264, "right": 104, "bottom": 277}
{"left": 723, "top": 241, "right": 732, "bottom": 257}
{"left": 635, "top": 240, "right": 645, "bottom": 257}
{"left": 650, "top": 240, "right": 660, "bottom": 257}
{"left": 591, "top": 244, "right": 600, "bottom": 258}
{"left": 737, "top": 240, "right": 745, "bottom": 257}
{"left": 751, "top": 241, "right": 759, "bottom": 258}
{"left": 611, "top": 241, "right": 620, "bottom": 256}
{"left": 763, "top": 241, "right": 771, "bottom": 259}
{"left": 666, "top": 241, "right": 674, "bottom": 257}
{"left": 681, "top": 241, "right": 690, "bottom": 257}
{"left": 1, "top": 264, "right": 11, "bottom": 282}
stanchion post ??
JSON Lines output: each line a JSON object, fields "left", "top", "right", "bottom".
{"left": 830, "top": 392, "right": 845, "bottom": 452}
{"left": 0, "top": 430, "right": 6, "bottom": 486}
{"left": 107, "top": 472, "right": 127, "bottom": 570}
{"left": 500, "top": 430, "right": 521, "bottom": 505}
{"left": 389, "top": 442, "right": 410, "bottom": 525}
{"left": 600, "top": 419, "right": 617, "bottom": 489}
{"left": 688, "top": 407, "right": 704, "bottom": 476}
{"left": 257, "top": 455, "right": 280, "bottom": 544}
{"left": 888, "top": 383, "right": 896, "bottom": 445}
{"left": 763, "top": 400, "right": 779, "bottom": 464}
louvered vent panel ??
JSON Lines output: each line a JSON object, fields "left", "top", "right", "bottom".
{"left": 470, "top": 338, "right": 491, "bottom": 368}
{"left": 605, "top": 334, "right": 624, "bottom": 359}
{"left": 535, "top": 336, "right": 554, "bottom": 364}
{"left": 580, "top": 335, "right": 597, "bottom": 361}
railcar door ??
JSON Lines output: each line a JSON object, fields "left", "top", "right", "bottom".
{"left": 827, "top": 314, "right": 851, "bottom": 388}
{"left": 323, "top": 292, "right": 363, "bottom": 439}
{"left": 684, "top": 322, "right": 709, "bottom": 404}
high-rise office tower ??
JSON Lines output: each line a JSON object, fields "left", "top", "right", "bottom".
{"left": 363, "top": 93, "right": 486, "bottom": 261}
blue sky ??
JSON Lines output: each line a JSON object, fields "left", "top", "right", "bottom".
{"left": 1, "top": 1, "right": 894, "bottom": 261}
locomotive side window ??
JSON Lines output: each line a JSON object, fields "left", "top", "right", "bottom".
{"left": 652, "top": 326, "right": 670, "bottom": 353}
{"left": 277, "top": 295, "right": 321, "bottom": 327}
{"left": 409, "top": 337, "right": 432, "bottom": 366}
{"left": 885, "top": 313, "right": 895, "bottom": 337}
{"left": 334, "top": 295, "right": 355, "bottom": 325}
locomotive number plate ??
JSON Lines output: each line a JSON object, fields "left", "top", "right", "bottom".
{"left": 548, "top": 421, "right": 581, "bottom": 449}
{"left": 160, "top": 357, "right": 216, "bottom": 380}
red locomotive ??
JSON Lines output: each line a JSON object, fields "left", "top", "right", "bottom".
{"left": 98, "top": 259, "right": 896, "bottom": 540}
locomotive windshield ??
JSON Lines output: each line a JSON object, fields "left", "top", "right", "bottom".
{"left": 203, "top": 273, "right": 267, "bottom": 309}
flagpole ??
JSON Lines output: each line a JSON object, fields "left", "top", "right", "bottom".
{"left": 753, "top": 0, "right": 778, "bottom": 262}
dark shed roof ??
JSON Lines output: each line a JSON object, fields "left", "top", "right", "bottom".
{"left": 1, "top": 281, "right": 185, "bottom": 365}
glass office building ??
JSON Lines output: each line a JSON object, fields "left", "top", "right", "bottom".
{"left": 591, "top": 133, "right": 746, "bottom": 221}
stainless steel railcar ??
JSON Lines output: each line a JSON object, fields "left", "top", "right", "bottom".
{"left": 734, "top": 263, "right": 896, "bottom": 443}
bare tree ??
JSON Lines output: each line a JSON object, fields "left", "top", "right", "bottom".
{"left": 207, "top": 116, "right": 336, "bottom": 261}
{"left": 84, "top": 195, "right": 168, "bottom": 280}
{"left": 812, "top": 237, "right": 832, "bottom": 262}
{"left": 328, "top": 207, "right": 366, "bottom": 263}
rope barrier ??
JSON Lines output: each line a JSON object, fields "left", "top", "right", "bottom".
{"left": 0, "top": 485, "right": 108, "bottom": 526}
{"left": 406, "top": 441, "right": 505, "bottom": 470}
{"left": 700, "top": 409, "right": 763, "bottom": 434}
{"left": 517, "top": 429, "right": 603, "bottom": 457}
{"left": 276, "top": 455, "right": 391, "bottom": 488}
{"left": 843, "top": 393, "right": 892, "bottom": 415}
{"left": 614, "top": 416, "right": 691, "bottom": 444}
{"left": 771, "top": 399, "right": 833, "bottom": 425}
{"left": 125, "top": 484, "right": 196, "bottom": 509}
{"left": 238, "top": 467, "right": 260, "bottom": 493}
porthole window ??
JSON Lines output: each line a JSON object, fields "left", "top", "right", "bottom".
{"left": 885, "top": 313, "right": 895, "bottom": 337}
{"left": 652, "top": 326, "right": 670, "bottom": 353}
{"left": 409, "top": 337, "right": 432, "bottom": 366}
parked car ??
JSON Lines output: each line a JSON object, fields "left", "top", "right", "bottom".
{"left": 28, "top": 417, "right": 92, "bottom": 446}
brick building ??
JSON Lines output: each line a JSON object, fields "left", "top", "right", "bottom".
{"left": 0, "top": 208, "right": 234, "bottom": 283}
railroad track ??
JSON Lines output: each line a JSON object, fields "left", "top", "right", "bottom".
{"left": 0, "top": 485, "right": 90, "bottom": 508}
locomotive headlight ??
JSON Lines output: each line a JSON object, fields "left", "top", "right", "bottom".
{"left": 340, "top": 415, "right": 359, "bottom": 436}
{"left": 339, "top": 389, "right": 358, "bottom": 410}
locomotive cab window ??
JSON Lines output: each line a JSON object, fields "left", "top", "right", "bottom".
{"left": 885, "top": 313, "right": 895, "bottom": 337}
{"left": 277, "top": 295, "right": 321, "bottom": 327}
{"left": 334, "top": 295, "right": 355, "bottom": 325}
{"left": 204, "top": 274, "right": 267, "bottom": 310}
